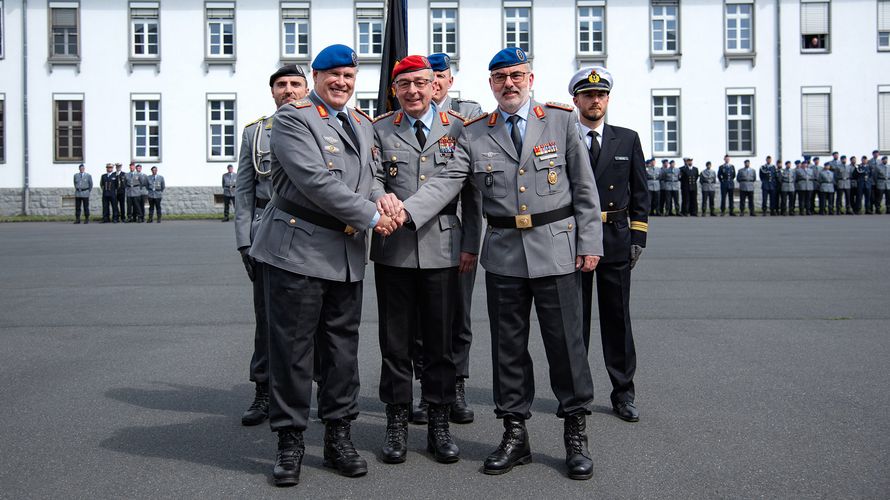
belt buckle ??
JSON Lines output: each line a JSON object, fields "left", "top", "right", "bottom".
{"left": 514, "top": 215, "right": 532, "bottom": 229}
{"left": 601, "top": 212, "right": 608, "bottom": 223}
{"left": 343, "top": 225, "right": 357, "bottom": 235}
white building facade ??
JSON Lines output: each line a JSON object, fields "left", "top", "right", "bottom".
{"left": 0, "top": 0, "right": 888, "bottom": 215}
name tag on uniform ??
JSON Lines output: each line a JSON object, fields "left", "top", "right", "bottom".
{"left": 614, "top": 156, "right": 629, "bottom": 161}
{"left": 537, "top": 153, "right": 557, "bottom": 161}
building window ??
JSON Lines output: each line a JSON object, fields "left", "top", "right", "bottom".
{"left": 651, "top": 1, "right": 679, "bottom": 55}
{"left": 1, "top": 1, "right": 5, "bottom": 60}
{"left": 54, "top": 97, "right": 84, "bottom": 162}
{"left": 0, "top": 95, "right": 5, "bottom": 163}
{"left": 503, "top": 4, "right": 532, "bottom": 55}
{"left": 652, "top": 92, "right": 679, "bottom": 156}
{"left": 801, "top": 1, "right": 830, "bottom": 52}
{"left": 727, "top": 92, "right": 754, "bottom": 155}
{"left": 207, "top": 96, "right": 236, "bottom": 161}
{"left": 801, "top": 89, "right": 831, "bottom": 155}
{"left": 879, "top": 0, "right": 890, "bottom": 51}
{"left": 129, "top": 2, "right": 159, "bottom": 60}
{"left": 49, "top": 3, "right": 80, "bottom": 60}
{"left": 281, "top": 2, "right": 310, "bottom": 60}
{"left": 725, "top": 2, "right": 753, "bottom": 54}
{"left": 356, "top": 96, "right": 378, "bottom": 119}
{"left": 132, "top": 97, "right": 160, "bottom": 162}
{"left": 430, "top": 4, "right": 458, "bottom": 56}
{"left": 206, "top": 2, "right": 235, "bottom": 60}
{"left": 356, "top": 4, "right": 383, "bottom": 58}
{"left": 879, "top": 87, "right": 890, "bottom": 153}
{"left": 577, "top": 2, "right": 605, "bottom": 56}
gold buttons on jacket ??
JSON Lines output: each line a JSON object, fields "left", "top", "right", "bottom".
{"left": 520, "top": 204, "right": 527, "bottom": 211}
{"left": 289, "top": 218, "right": 296, "bottom": 224}
{"left": 391, "top": 155, "right": 398, "bottom": 161}
{"left": 327, "top": 161, "right": 334, "bottom": 168}
{"left": 420, "top": 175, "right": 427, "bottom": 181}
{"left": 568, "top": 223, "right": 574, "bottom": 230}
{"left": 608, "top": 202, "right": 614, "bottom": 207}
{"left": 519, "top": 186, "right": 526, "bottom": 193}
{"left": 519, "top": 169, "right": 525, "bottom": 175}
{"left": 549, "top": 161, "right": 555, "bottom": 166}
{"left": 486, "top": 165, "right": 493, "bottom": 172}
{"left": 421, "top": 156, "right": 427, "bottom": 162}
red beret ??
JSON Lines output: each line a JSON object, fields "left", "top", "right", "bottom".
{"left": 391, "top": 55, "right": 431, "bottom": 81}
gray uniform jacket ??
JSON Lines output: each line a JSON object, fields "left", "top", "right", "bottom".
{"left": 833, "top": 163, "right": 852, "bottom": 190}
{"left": 438, "top": 96, "right": 483, "bottom": 120}
{"left": 139, "top": 173, "right": 149, "bottom": 196}
{"left": 403, "top": 100, "right": 603, "bottom": 279}
{"left": 699, "top": 169, "right": 717, "bottom": 192}
{"left": 875, "top": 163, "right": 890, "bottom": 190}
{"left": 249, "top": 91, "right": 379, "bottom": 283}
{"left": 222, "top": 172, "right": 237, "bottom": 198}
{"left": 736, "top": 167, "right": 756, "bottom": 192}
{"left": 795, "top": 167, "right": 815, "bottom": 191}
{"left": 146, "top": 174, "right": 165, "bottom": 199}
{"left": 125, "top": 172, "right": 142, "bottom": 197}
{"left": 818, "top": 169, "right": 835, "bottom": 192}
{"left": 73, "top": 172, "right": 93, "bottom": 198}
{"left": 646, "top": 166, "right": 662, "bottom": 191}
{"left": 235, "top": 116, "right": 275, "bottom": 250}
{"left": 370, "top": 109, "right": 482, "bottom": 269}
{"left": 661, "top": 167, "right": 680, "bottom": 191}
{"left": 780, "top": 168, "right": 795, "bottom": 192}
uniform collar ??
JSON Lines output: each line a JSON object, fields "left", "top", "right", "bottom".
{"left": 404, "top": 103, "right": 437, "bottom": 132}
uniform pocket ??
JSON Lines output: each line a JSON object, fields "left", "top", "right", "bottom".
{"left": 549, "top": 221, "right": 575, "bottom": 266}
{"left": 535, "top": 153, "right": 566, "bottom": 195}
{"left": 473, "top": 159, "right": 506, "bottom": 198}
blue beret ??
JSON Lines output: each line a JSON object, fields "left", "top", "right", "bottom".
{"left": 428, "top": 53, "right": 451, "bottom": 71}
{"left": 312, "top": 44, "right": 357, "bottom": 71}
{"left": 488, "top": 46, "right": 528, "bottom": 71}
{"left": 794, "top": 160, "right": 801, "bottom": 164}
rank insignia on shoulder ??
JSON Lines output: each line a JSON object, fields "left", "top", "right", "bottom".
{"left": 487, "top": 113, "right": 499, "bottom": 126}
{"left": 545, "top": 101, "right": 574, "bottom": 111}
{"left": 292, "top": 100, "right": 312, "bottom": 109}
{"left": 373, "top": 110, "right": 394, "bottom": 123}
{"left": 439, "top": 111, "right": 450, "bottom": 126}
{"left": 393, "top": 112, "right": 404, "bottom": 126}
{"left": 245, "top": 115, "right": 266, "bottom": 127}
{"left": 447, "top": 109, "right": 466, "bottom": 121}
{"left": 463, "top": 113, "right": 489, "bottom": 126}
{"left": 316, "top": 105, "right": 329, "bottom": 118}
{"left": 265, "top": 121, "right": 273, "bottom": 130}
{"left": 533, "top": 106, "right": 545, "bottom": 119}
{"left": 354, "top": 107, "right": 372, "bottom": 122}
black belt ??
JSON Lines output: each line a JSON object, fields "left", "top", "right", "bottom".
{"left": 439, "top": 203, "right": 457, "bottom": 216}
{"left": 601, "top": 207, "right": 628, "bottom": 224}
{"left": 256, "top": 198, "right": 270, "bottom": 209}
{"left": 486, "top": 205, "right": 574, "bottom": 229}
{"left": 271, "top": 193, "right": 358, "bottom": 235}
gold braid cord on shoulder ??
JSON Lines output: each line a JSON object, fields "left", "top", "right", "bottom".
{"left": 252, "top": 117, "right": 271, "bottom": 177}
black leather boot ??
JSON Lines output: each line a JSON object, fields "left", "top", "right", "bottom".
{"left": 411, "top": 397, "right": 429, "bottom": 425}
{"left": 450, "top": 378, "right": 474, "bottom": 424}
{"left": 323, "top": 419, "right": 368, "bottom": 477}
{"left": 381, "top": 404, "right": 409, "bottom": 464}
{"left": 241, "top": 384, "right": 269, "bottom": 426}
{"left": 272, "top": 429, "right": 304, "bottom": 487}
{"left": 564, "top": 413, "right": 593, "bottom": 480}
{"left": 483, "top": 416, "right": 531, "bottom": 475}
{"left": 427, "top": 404, "right": 459, "bottom": 463}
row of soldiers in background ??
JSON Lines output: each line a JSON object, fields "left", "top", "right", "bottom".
{"left": 645, "top": 151, "right": 890, "bottom": 216}
{"left": 84, "top": 162, "right": 166, "bottom": 223}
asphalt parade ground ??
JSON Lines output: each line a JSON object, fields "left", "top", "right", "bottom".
{"left": 1, "top": 215, "right": 888, "bottom": 499}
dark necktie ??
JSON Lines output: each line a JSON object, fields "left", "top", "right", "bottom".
{"left": 413, "top": 120, "right": 427, "bottom": 149}
{"left": 507, "top": 115, "right": 523, "bottom": 156}
{"left": 337, "top": 112, "right": 359, "bottom": 148}
{"left": 588, "top": 130, "right": 600, "bottom": 168}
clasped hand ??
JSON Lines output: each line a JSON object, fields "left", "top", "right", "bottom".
{"left": 374, "top": 193, "right": 408, "bottom": 236}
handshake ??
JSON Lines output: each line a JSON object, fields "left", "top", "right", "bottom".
{"left": 373, "top": 193, "right": 409, "bottom": 236}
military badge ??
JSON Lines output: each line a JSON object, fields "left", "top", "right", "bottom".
{"left": 323, "top": 136, "right": 339, "bottom": 144}
{"left": 547, "top": 170, "right": 558, "bottom": 185}
{"left": 439, "top": 136, "right": 456, "bottom": 158}
{"left": 316, "top": 105, "right": 329, "bottom": 118}
{"left": 588, "top": 70, "right": 601, "bottom": 84}
{"left": 389, "top": 166, "right": 399, "bottom": 177}
{"left": 325, "top": 144, "right": 340, "bottom": 153}
{"left": 534, "top": 141, "right": 558, "bottom": 160}
{"left": 482, "top": 152, "right": 499, "bottom": 159}
{"left": 533, "top": 106, "right": 545, "bottom": 119}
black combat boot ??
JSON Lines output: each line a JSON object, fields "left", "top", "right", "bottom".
{"left": 427, "top": 404, "right": 460, "bottom": 463}
{"left": 450, "top": 378, "right": 474, "bottom": 424}
{"left": 147, "top": 216, "right": 153, "bottom": 223}
{"left": 564, "top": 413, "right": 593, "bottom": 480}
{"left": 483, "top": 416, "right": 531, "bottom": 475}
{"left": 272, "top": 429, "right": 304, "bottom": 487}
{"left": 381, "top": 404, "right": 409, "bottom": 464}
{"left": 241, "top": 384, "right": 269, "bottom": 426}
{"left": 411, "top": 397, "right": 429, "bottom": 425}
{"left": 323, "top": 419, "right": 368, "bottom": 477}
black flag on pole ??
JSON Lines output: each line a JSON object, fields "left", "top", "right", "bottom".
{"left": 376, "top": 0, "right": 408, "bottom": 116}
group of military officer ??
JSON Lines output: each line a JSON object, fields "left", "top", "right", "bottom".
{"left": 645, "top": 151, "right": 890, "bottom": 216}
{"left": 73, "top": 162, "right": 165, "bottom": 223}
{"left": 232, "top": 44, "right": 649, "bottom": 488}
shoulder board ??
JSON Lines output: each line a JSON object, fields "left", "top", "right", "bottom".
{"left": 447, "top": 109, "right": 466, "bottom": 122}
{"left": 463, "top": 112, "right": 489, "bottom": 126}
{"left": 532, "top": 105, "right": 545, "bottom": 119}
{"left": 354, "top": 107, "right": 372, "bottom": 122}
{"left": 291, "top": 100, "right": 312, "bottom": 109}
{"left": 244, "top": 115, "right": 266, "bottom": 127}
{"left": 545, "top": 101, "right": 574, "bottom": 111}
{"left": 455, "top": 98, "right": 480, "bottom": 105}
{"left": 316, "top": 105, "right": 329, "bottom": 118}
{"left": 439, "top": 111, "right": 450, "bottom": 126}
{"left": 373, "top": 110, "right": 394, "bottom": 123}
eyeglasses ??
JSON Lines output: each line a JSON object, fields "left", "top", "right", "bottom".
{"left": 490, "top": 71, "right": 529, "bottom": 84}
{"left": 394, "top": 78, "right": 432, "bottom": 91}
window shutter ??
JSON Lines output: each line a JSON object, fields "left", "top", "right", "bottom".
{"left": 52, "top": 8, "right": 77, "bottom": 27}
{"left": 800, "top": 2, "right": 829, "bottom": 35}
{"left": 879, "top": 92, "right": 890, "bottom": 152}
{"left": 879, "top": 1, "right": 890, "bottom": 31}
{"left": 802, "top": 93, "right": 830, "bottom": 153}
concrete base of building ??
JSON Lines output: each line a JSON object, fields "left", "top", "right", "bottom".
{"left": 0, "top": 187, "right": 230, "bottom": 217}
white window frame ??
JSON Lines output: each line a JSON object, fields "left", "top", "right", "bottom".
{"left": 576, "top": 1, "right": 606, "bottom": 58}
{"left": 205, "top": 2, "right": 235, "bottom": 61}
{"left": 132, "top": 94, "right": 161, "bottom": 162}
{"left": 503, "top": 2, "right": 532, "bottom": 56}
{"left": 801, "top": 87, "right": 832, "bottom": 155}
{"left": 355, "top": 94, "right": 378, "bottom": 119}
{"left": 48, "top": 2, "right": 80, "bottom": 61}
{"left": 726, "top": 89, "right": 755, "bottom": 156}
{"left": 878, "top": 0, "right": 890, "bottom": 51}
{"left": 650, "top": 1, "right": 679, "bottom": 56}
{"left": 355, "top": 2, "right": 384, "bottom": 59}
{"left": 53, "top": 93, "right": 85, "bottom": 163}
{"left": 724, "top": 1, "right": 753, "bottom": 55}
{"left": 429, "top": 2, "right": 459, "bottom": 57}
{"left": 878, "top": 85, "right": 890, "bottom": 153}
{"left": 281, "top": 2, "right": 311, "bottom": 61}
{"left": 652, "top": 89, "right": 680, "bottom": 157}
{"left": 207, "top": 94, "right": 237, "bottom": 162}
{"left": 129, "top": 2, "right": 160, "bottom": 61}
{"left": 800, "top": 0, "right": 830, "bottom": 53}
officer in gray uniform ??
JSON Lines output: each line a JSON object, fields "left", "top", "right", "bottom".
{"left": 222, "top": 164, "right": 237, "bottom": 221}
{"left": 779, "top": 161, "right": 795, "bottom": 215}
{"left": 428, "top": 52, "right": 483, "bottom": 120}
{"left": 699, "top": 161, "right": 717, "bottom": 216}
{"left": 146, "top": 166, "right": 165, "bottom": 223}
{"left": 662, "top": 160, "right": 680, "bottom": 215}
{"left": 646, "top": 158, "right": 661, "bottom": 215}
{"left": 248, "top": 44, "right": 397, "bottom": 487}
{"left": 834, "top": 155, "right": 852, "bottom": 214}
{"left": 809, "top": 158, "right": 822, "bottom": 214}
{"left": 795, "top": 160, "right": 815, "bottom": 215}
{"left": 370, "top": 55, "right": 482, "bottom": 465}
{"left": 717, "top": 156, "right": 736, "bottom": 216}
{"left": 875, "top": 156, "right": 890, "bottom": 213}
{"left": 125, "top": 163, "right": 142, "bottom": 222}
{"left": 736, "top": 159, "right": 756, "bottom": 215}
{"left": 73, "top": 163, "right": 92, "bottom": 224}
{"left": 394, "top": 47, "right": 603, "bottom": 481}
{"left": 235, "top": 64, "right": 309, "bottom": 429}
{"left": 136, "top": 164, "right": 149, "bottom": 221}
{"left": 658, "top": 159, "right": 670, "bottom": 215}
{"left": 818, "top": 163, "right": 835, "bottom": 214}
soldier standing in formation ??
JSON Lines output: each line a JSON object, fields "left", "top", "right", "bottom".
{"left": 718, "top": 155, "right": 736, "bottom": 216}
{"left": 100, "top": 163, "right": 119, "bottom": 223}
{"left": 875, "top": 156, "right": 890, "bottom": 213}
{"left": 759, "top": 156, "right": 778, "bottom": 215}
{"left": 679, "top": 157, "right": 699, "bottom": 216}
{"left": 222, "top": 164, "right": 237, "bottom": 222}
{"left": 736, "top": 159, "right": 756, "bottom": 216}
{"left": 114, "top": 163, "right": 126, "bottom": 222}
{"left": 817, "top": 162, "right": 835, "bottom": 214}
{"left": 646, "top": 158, "right": 661, "bottom": 216}
{"left": 658, "top": 159, "right": 670, "bottom": 215}
{"left": 136, "top": 164, "right": 149, "bottom": 219}
{"left": 857, "top": 155, "right": 874, "bottom": 214}
{"left": 779, "top": 161, "right": 795, "bottom": 215}
{"left": 834, "top": 155, "right": 852, "bottom": 214}
{"left": 146, "top": 166, "right": 165, "bottom": 223}
{"left": 699, "top": 161, "right": 717, "bottom": 216}
{"left": 73, "top": 163, "right": 92, "bottom": 224}
{"left": 795, "top": 160, "right": 815, "bottom": 215}
{"left": 661, "top": 160, "right": 680, "bottom": 215}
{"left": 810, "top": 158, "right": 822, "bottom": 213}
{"left": 125, "top": 163, "right": 141, "bottom": 222}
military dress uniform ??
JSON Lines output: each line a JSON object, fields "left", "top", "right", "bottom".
{"left": 661, "top": 164, "right": 680, "bottom": 215}
{"left": 699, "top": 167, "right": 717, "bottom": 215}
{"left": 73, "top": 167, "right": 93, "bottom": 224}
{"left": 222, "top": 170, "right": 237, "bottom": 221}
{"left": 125, "top": 169, "right": 143, "bottom": 222}
{"left": 854, "top": 161, "right": 873, "bottom": 213}
{"left": 646, "top": 162, "right": 661, "bottom": 216}
{"left": 875, "top": 159, "right": 890, "bottom": 213}
{"left": 779, "top": 166, "right": 796, "bottom": 215}
{"left": 736, "top": 165, "right": 756, "bottom": 215}
{"left": 138, "top": 169, "right": 149, "bottom": 220}
{"left": 718, "top": 162, "right": 736, "bottom": 215}
{"left": 817, "top": 167, "right": 835, "bottom": 214}
{"left": 795, "top": 164, "right": 815, "bottom": 215}
{"left": 146, "top": 172, "right": 165, "bottom": 222}
{"left": 114, "top": 165, "right": 126, "bottom": 221}
{"left": 834, "top": 161, "right": 852, "bottom": 214}
{"left": 100, "top": 165, "right": 119, "bottom": 223}
{"left": 679, "top": 160, "right": 699, "bottom": 216}
{"left": 759, "top": 163, "right": 778, "bottom": 215}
